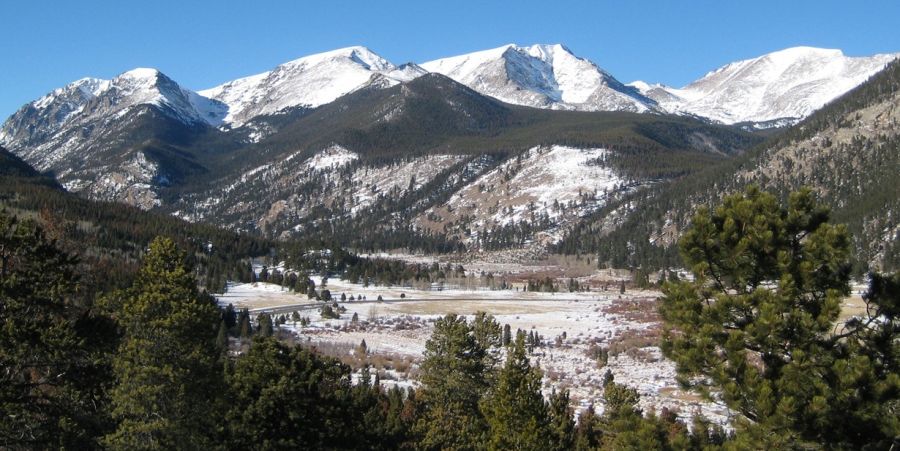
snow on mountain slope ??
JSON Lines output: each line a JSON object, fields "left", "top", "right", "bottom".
{"left": 174, "top": 144, "right": 466, "bottom": 236}
{"left": 304, "top": 144, "right": 359, "bottom": 171}
{"left": 0, "top": 68, "right": 223, "bottom": 153}
{"left": 416, "top": 145, "right": 636, "bottom": 246}
{"left": 421, "top": 44, "right": 654, "bottom": 113}
{"left": 0, "top": 68, "right": 231, "bottom": 209}
{"left": 631, "top": 47, "right": 899, "bottom": 125}
{"left": 199, "top": 46, "right": 426, "bottom": 127}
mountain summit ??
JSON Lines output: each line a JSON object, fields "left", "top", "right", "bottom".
{"left": 199, "top": 46, "right": 427, "bottom": 127}
{"left": 631, "top": 46, "right": 899, "bottom": 126}
{"left": 0, "top": 67, "right": 225, "bottom": 168}
{"left": 421, "top": 44, "right": 655, "bottom": 113}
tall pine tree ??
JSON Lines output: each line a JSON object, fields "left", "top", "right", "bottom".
{"left": 415, "top": 314, "right": 489, "bottom": 449}
{"left": 480, "top": 330, "right": 551, "bottom": 450}
{"left": 660, "top": 187, "right": 900, "bottom": 448}
{"left": 0, "top": 213, "right": 110, "bottom": 448}
{"left": 104, "top": 237, "right": 223, "bottom": 450}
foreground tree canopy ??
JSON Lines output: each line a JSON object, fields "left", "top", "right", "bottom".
{"left": 660, "top": 186, "right": 900, "bottom": 449}
{"left": 0, "top": 214, "right": 110, "bottom": 448}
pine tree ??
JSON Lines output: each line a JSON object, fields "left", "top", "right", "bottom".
{"left": 472, "top": 311, "right": 502, "bottom": 369}
{"left": 633, "top": 268, "right": 650, "bottom": 289}
{"left": 257, "top": 313, "right": 274, "bottom": 337}
{"left": 415, "top": 314, "right": 489, "bottom": 449}
{"left": 217, "top": 320, "right": 228, "bottom": 350}
{"left": 225, "top": 337, "right": 362, "bottom": 449}
{"left": 239, "top": 313, "right": 252, "bottom": 339}
{"left": 573, "top": 405, "right": 601, "bottom": 450}
{"left": 259, "top": 265, "right": 269, "bottom": 282}
{"left": 358, "top": 339, "right": 368, "bottom": 356}
{"left": 0, "top": 213, "right": 109, "bottom": 448}
{"left": 547, "top": 390, "right": 575, "bottom": 451}
{"left": 104, "top": 237, "right": 223, "bottom": 450}
{"left": 223, "top": 303, "right": 237, "bottom": 329}
{"left": 660, "top": 187, "right": 900, "bottom": 448}
{"left": 480, "top": 331, "right": 551, "bottom": 450}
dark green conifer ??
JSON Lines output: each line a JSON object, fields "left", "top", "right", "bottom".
{"left": 660, "top": 187, "right": 900, "bottom": 448}
{"left": 104, "top": 237, "right": 223, "bottom": 450}
{"left": 481, "top": 331, "right": 551, "bottom": 450}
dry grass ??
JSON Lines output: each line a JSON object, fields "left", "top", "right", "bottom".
{"left": 658, "top": 387, "right": 705, "bottom": 403}
{"left": 607, "top": 327, "right": 663, "bottom": 357}
{"left": 602, "top": 297, "right": 661, "bottom": 324}
{"left": 387, "top": 300, "right": 567, "bottom": 315}
{"left": 838, "top": 294, "right": 868, "bottom": 323}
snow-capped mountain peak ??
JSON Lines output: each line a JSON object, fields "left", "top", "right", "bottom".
{"left": 386, "top": 63, "right": 430, "bottom": 82}
{"left": 421, "top": 43, "right": 654, "bottom": 112}
{"left": 199, "top": 46, "right": 423, "bottom": 127}
{"left": 119, "top": 67, "right": 162, "bottom": 79}
{"left": 0, "top": 67, "right": 224, "bottom": 151}
{"left": 637, "top": 46, "right": 900, "bottom": 125}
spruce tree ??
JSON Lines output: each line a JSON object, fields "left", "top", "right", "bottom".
{"left": 104, "top": 237, "right": 223, "bottom": 450}
{"left": 480, "top": 331, "right": 551, "bottom": 450}
{"left": 415, "top": 314, "right": 489, "bottom": 449}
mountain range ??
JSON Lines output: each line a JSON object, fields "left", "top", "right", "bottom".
{"left": 1, "top": 43, "right": 897, "bottom": 270}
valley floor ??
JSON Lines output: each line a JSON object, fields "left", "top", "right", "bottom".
{"left": 217, "top": 276, "right": 734, "bottom": 426}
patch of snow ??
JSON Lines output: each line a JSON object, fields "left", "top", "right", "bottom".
{"left": 305, "top": 144, "right": 358, "bottom": 171}
{"left": 419, "top": 145, "right": 629, "bottom": 245}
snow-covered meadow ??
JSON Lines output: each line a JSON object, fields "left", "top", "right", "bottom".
{"left": 216, "top": 276, "right": 733, "bottom": 426}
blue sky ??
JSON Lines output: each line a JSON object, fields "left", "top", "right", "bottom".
{"left": 2, "top": 0, "right": 898, "bottom": 120}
